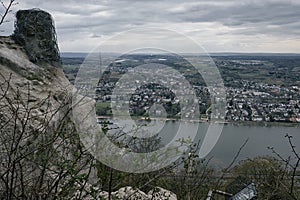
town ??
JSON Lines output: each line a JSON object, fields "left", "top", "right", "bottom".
{"left": 62, "top": 53, "right": 300, "bottom": 124}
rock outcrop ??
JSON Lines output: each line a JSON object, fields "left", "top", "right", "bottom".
{"left": 77, "top": 185, "right": 178, "bottom": 200}
{"left": 106, "top": 186, "right": 177, "bottom": 200}
{"left": 13, "top": 9, "right": 61, "bottom": 67}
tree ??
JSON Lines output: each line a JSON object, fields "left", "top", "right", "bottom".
{"left": 149, "top": 142, "right": 217, "bottom": 200}
{"left": 268, "top": 134, "right": 300, "bottom": 199}
{"left": 229, "top": 156, "right": 296, "bottom": 199}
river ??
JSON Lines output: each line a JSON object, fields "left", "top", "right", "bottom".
{"left": 159, "top": 121, "right": 300, "bottom": 167}
{"left": 100, "top": 118, "right": 300, "bottom": 168}
{"left": 205, "top": 123, "right": 300, "bottom": 167}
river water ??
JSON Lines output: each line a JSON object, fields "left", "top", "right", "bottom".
{"left": 207, "top": 124, "right": 300, "bottom": 167}
{"left": 159, "top": 121, "right": 300, "bottom": 167}
{"left": 101, "top": 118, "right": 300, "bottom": 168}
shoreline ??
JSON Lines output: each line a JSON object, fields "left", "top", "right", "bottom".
{"left": 96, "top": 116, "right": 300, "bottom": 127}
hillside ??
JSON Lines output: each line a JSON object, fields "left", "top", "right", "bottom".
{"left": 0, "top": 9, "right": 179, "bottom": 200}
{"left": 0, "top": 29, "right": 99, "bottom": 200}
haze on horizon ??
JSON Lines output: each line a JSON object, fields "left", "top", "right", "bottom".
{"left": 1, "top": 0, "right": 300, "bottom": 53}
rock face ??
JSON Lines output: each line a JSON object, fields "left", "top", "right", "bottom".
{"left": 13, "top": 9, "right": 61, "bottom": 67}
{"left": 0, "top": 9, "right": 92, "bottom": 199}
{"left": 0, "top": 35, "right": 78, "bottom": 199}
{"left": 0, "top": 9, "right": 177, "bottom": 200}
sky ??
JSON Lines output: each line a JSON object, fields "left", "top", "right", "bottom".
{"left": 1, "top": 0, "right": 300, "bottom": 53}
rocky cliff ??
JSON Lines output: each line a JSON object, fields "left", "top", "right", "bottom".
{"left": 0, "top": 9, "right": 97, "bottom": 199}
{"left": 0, "top": 9, "right": 177, "bottom": 200}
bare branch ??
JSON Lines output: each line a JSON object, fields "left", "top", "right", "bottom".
{"left": 0, "top": 0, "right": 16, "bottom": 26}
{"left": 215, "top": 138, "right": 249, "bottom": 190}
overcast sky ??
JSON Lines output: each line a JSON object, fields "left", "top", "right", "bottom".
{"left": 1, "top": 0, "right": 300, "bottom": 53}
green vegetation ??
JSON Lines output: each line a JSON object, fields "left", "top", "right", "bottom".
{"left": 26, "top": 73, "right": 44, "bottom": 82}
{"left": 96, "top": 102, "right": 112, "bottom": 116}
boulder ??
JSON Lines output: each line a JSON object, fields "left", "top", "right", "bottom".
{"left": 112, "top": 186, "right": 149, "bottom": 199}
{"left": 148, "top": 187, "right": 177, "bottom": 200}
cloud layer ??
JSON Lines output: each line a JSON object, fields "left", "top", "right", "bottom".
{"left": 1, "top": 0, "right": 300, "bottom": 52}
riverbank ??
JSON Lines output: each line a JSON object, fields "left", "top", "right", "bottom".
{"left": 96, "top": 116, "right": 300, "bottom": 127}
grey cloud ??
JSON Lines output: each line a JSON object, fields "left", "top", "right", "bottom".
{"left": 5, "top": 0, "right": 300, "bottom": 35}
{"left": 1, "top": 0, "right": 299, "bottom": 52}
{"left": 165, "top": 1, "right": 300, "bottom": 37}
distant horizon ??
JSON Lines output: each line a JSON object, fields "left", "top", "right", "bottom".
{"left": 61, "top": 51, "right": 300, "bottom": 57}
